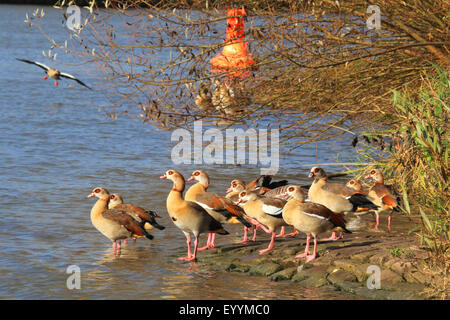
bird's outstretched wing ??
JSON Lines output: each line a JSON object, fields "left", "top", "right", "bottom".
{"left": 60, "top": 72, "right": 92, "bottom": 89}
{"left": 16, "top": 58, "right": 50, "bottom": 71}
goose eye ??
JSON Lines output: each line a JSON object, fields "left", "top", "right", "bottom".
{"left": 350, "top": 181, "right": 354, "bottom": 184}
{"left": 232, "top": 183, "right": 236, "bottom": 188}
{"left": 110, "top": 195, "right": 115, "bottom": 199}
{"left": 240, "top": 192, "right": 246, "bottom": 197}
{"left": 288, "top": 187, "right": 294, "bottom": 192}
{"left": 371, "top": 170, "right": 376, "bottom": 174}
{"left": 168, "top": 170, "right": 173, "bottom": 175}
{"left": 194, "top": 171, "right": 200, "bottom": 176}
{"left": 314, "top": 168, "right": 320, "bottom": 173}
{"left": 94, "top": 188, "right": 101, "bottom": 193}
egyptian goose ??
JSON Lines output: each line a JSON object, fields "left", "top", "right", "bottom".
{"left": 87, "top": 187, "right": 153, "bottom": 256}
{"left": 225, "top": 179, "right": 262, "bottom": 242}
{"left": 226, "top": 178, "right": 268, "bottom": 201}
{"left": 185, "top": 170, "right": 253, "bottom": 249}
{"left": 237, "top": 191, "right": 288, "bottom": 254}
{"left": 308, "top": 167, "right": 378, "bottom": 240}
{"left": 225, "top": 179, "right": 246, "bottom": 203}
{"left": 282, "top": 186, "right": 351, "bottom": 263}
{"left": 195, "top": 84, "right": 214, "bottom": 111}
{"left": 160, "top": 169, "right": 229, "bottom": 261}
{"left": 17, "top": 58, "right": 91, "bottom": 89}
{"left": 108, "top": 193, "right": 165, "bottom": 231}
{"left": 228, "top": 178, "right": 295, "bottom": 239}
{"left": 308, "top": 167, "right": 379, "bottom": 213}
{"left": 246, "top": 175, "right": 289, "bottom": 191}
{"left": 345, "top": 179, "right": 367, "bottom": 195}
{"left": 261, "top": 185, "right": 307, "bottom": 238}
{"left": 364, "top": 169, "right": 400, "bottom": 231}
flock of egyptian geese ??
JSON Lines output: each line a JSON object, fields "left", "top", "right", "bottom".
{"left": 87, "top": 167, "right": 399, "bottom": 262}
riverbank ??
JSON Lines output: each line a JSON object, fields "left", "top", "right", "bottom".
{"left": 192, "top": 212, "right": 445, "bottom": 299}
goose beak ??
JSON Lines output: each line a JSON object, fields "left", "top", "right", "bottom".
{"left": 308, "top": 172, "right": 314, "bottom": 178}
{"left": 86, "top": 193, "right": 95, "bottom": 198}
{"left": 226, "top": 187, "right": 233, "bottom": 194}
{"left": 186, "top": 176, "right": 195, "bottom": 182}
{"left": 160, "top": 174, "right": 167, "bottom": 179}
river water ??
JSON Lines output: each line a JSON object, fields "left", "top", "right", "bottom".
{"left": 0, "top": 4, "right": 363, "bottom": 299}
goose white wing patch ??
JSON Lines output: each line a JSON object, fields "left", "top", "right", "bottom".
{"left": 262, "top": 204, "right": 283, "bottom": 216}
{"left": 195, "top": 201, "right": 214, "bottom": 211}
{"left": 302, "top": 211, "right": 327, "bottom": 220}
{"left": 60, "top": 72, "right": 76, "bottom": 80}
{"left": 34, "top": 61, "right": 51, "bottom": 70}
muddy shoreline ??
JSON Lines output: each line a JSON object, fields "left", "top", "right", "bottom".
{"left": 189, "top": 213, "right": 437, "bottom": 300}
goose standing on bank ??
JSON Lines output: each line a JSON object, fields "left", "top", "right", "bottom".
{"left": 308, "top": 167, "right": 379, "bottom": 240}
{"left": 364, "top": 169, "right": 400, "bottom": 231}
{"left": 160, "top": 169, "right": 229, "bottom": 261}
{"left": 282, "top": 186, "right": 351, "bottom": 263}
{"left": 87, "top": 187, "right": 153, "bottom": 256}
{"left": 16, "top": 58, "right": 92, "bottom": 89}
{"left": 237, "top": 190, "right": 288, "bottom": 254}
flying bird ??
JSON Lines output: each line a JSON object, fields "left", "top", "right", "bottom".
{"left": 16, "top": 58, "right": 91, "bottom": 89}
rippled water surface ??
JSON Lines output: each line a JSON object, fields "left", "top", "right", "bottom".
{"left": 0, "top": 5, "right": 363, "bottom": 299}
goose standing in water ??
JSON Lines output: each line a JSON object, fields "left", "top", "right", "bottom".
{"left": 87, "top": 187, "right": 153, "bottom": 257}
{"left": 160, "top": 169, "right": 229, "bottom": 261}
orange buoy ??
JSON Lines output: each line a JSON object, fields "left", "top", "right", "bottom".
{"left": 210, "top": 9, "right": 255, "bottom": 78}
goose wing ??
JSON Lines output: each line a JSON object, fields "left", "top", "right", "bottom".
{"left": 16, "top": 58, "right": 51, "bottom": 71}
{"left": 59, "top": 72, "right": 92, "bottom": 89}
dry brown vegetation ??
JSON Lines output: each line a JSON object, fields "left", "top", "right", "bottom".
{"left": 29, "top": 0, "right": 448, "bottom": 144}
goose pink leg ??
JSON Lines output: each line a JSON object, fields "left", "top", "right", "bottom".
{"left": 236, "top": 226, "right": 250, "bottom": 243}
{"left": 295, "top": 235, "right": 318, "bottom": 262}
{"left": 305, "top": 237, "right": 318, "bottom": 263}
{"left": 252, "top": 225, "right": 258, "bottom": 241}
{"left": 275, "top": 226, "right": 286, "bottom": 238}
{"left": 259, "top": 232, "right": 276, "bottom": 254}
{"left": 178, "top": 235, "right": 193, "bottom": 260}
{"left": 276, "top": 226, "right": 298, "bottom": 238}
{"left": 320, "top": 231, "right": 343, "bottom": 242}
{"left": 375, "top": 212, "right": 380, "bottom": 230}
{"left": 198, "top": 233, "right": 215, "bottom": 251}
{"left": 112, "top": 240, "right": 122, "bottom": 257}
{"left": 183, "top": 236, "right": 199, "bottom": 262}
{"left": 295, "top": 234, "right": 311, "bottom": 258}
